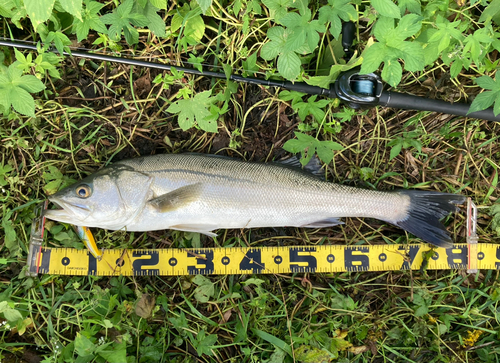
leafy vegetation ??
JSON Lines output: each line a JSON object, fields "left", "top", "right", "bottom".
{"left": 0, "top": 0, "right": 499, "bottom": 362}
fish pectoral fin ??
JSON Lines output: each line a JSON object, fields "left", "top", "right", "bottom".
{"left": 170, "top": 224, "right": 218, "bottom": 238}
{"left": 301, "top": 218, "right": 343, "bottom": 228}
{"left": 148, "top": 184, "right": 202, "bottom": 213}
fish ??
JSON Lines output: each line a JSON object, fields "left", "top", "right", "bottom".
{"left": 44, "top": 153, "right": 465, "bottom": 247}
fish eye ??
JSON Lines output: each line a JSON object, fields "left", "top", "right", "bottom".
{"left": 75, "top": 184, "right": 92, "bottom": 198}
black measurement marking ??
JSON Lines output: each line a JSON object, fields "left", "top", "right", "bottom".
{"left": 187, "top": 249, "right": 214, "bottom": 275}
{"left": 432, "top": 252, "right": 439, "bottom": 260}
{"left": 327, "top": 254, "right": 335, "bottom": 263}
{"left": 62, "top": 257, "right": 70, "bottom": 266}
{"left": 379, "top": 253, "right": 387, "bottom": 262}
{"left": 116, "top": 258, "right": 125, "bottom": 267}
{"left": 398, "top": 245, "right": 421, "bottom": 270}
{"left": 290, "top": 247, "right": 317, "bottom": 273}
{"left": 478, "top": 252, "right": 484, "bottom": 260}
{"left": 88, "top": 253, "right": 97, "bottom": 275}
{"left": 446, "top": 245, "right": 467, "bottom": 269}
{"left": 344, "top": 247, "right": 369, "bottom": 272}
{"left": 221, "top": 256, "right": 230, "bottom": 265}
{"left": 274, "top": 255, "right": 283, "bottom": 265}
{"left": 239, "top": 249, "right": 265, "bottom": 273}
{"left": 169, "top": 257, "right": 178, "bottom": 266}
{"left": 132, "top": 251, "right": 160, "bottom": 276}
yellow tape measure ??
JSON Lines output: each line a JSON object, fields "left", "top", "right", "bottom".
{"left": 27, "top": 198, "right": 492, "bottom": 276}
{"left": 28, "top": 243, "right": 499, "bottom": 276}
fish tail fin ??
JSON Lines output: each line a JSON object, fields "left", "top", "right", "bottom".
{"left": 392, "top": 190, "right": 465, "bottom": 247}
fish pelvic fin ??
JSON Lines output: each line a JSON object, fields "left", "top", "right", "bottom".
{"left": 148, "top": 183, "right": 202, "bottom": 213}
{"left": 392, "top": 190, "right": 465, "bottom": 247}
{"left": 301, "top": 217, "right": 343, "bottom": 228}
{"left": 170, "top": 224, "right": 218, "bottom": 237}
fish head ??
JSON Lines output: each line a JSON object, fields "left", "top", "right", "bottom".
{"left": 45, "top": 165, "right": 153, "bottom": 229}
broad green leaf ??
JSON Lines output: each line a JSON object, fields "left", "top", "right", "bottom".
{"left": 15, "top": 75, "right": 45, "bottom": 93}
{"left": 195, "top": 331, "right": 218, "bottom": 356}
{"left": 167, "top": 90, "right": 219, "bottom": 132}
{"left": 396, "top": 13, "right": 422, "bottom": 38}
{"left": 73, "top": 0, "right": 107, "bottom": 42}
{"left": 295, "top": 345, "right": 330, "bottom": 363}
{"left": 74, "top": 333, "right": 95, "bottom": 357}
{"left": 450, "top": 59, "right": 462, "bottom": 79}
{"left": 277, "top": 51, "right": 301, "bottom": 80}
{"left": 371, "top": 0, "right": 401, "bottom": 18}
{"left": 101, "top": 0, "right": 148, "bottom": 44}
{"left": 24, "top": 0, "right": 56, "bottom": 27}
{"left": 479, "top": 0, "right": 500, "bottom": 23}
{"left": 262, "top": 0, "right": 291, "bottom": 21}
{"left": 0, "top": 64, "right": 45, "bottom": 117}
{"left": 475, "top": 76, "right": 497, "bottom": 90}
{"left": 60, "top": 0, "right": 82, "bottom": 21}
{"left": 318, "top": 0, "right": 357, "bottom": 39}
{"left": 196, "top": 0, "right": 212, "bottom": 14}
{"left": 389, "top": 142, "right": 402, "bottom": 160}
{"left": 0, "top": 0, "right": 15, "bottom": 17}
{"left": 304, "top": 56, "right": 363, "bottom": 88}
{"left": 97, "top": 342, "right": 127, "bottom": 363}
{"left": 140, "top": 1, "right": 166, "bottom": 37}
{"left": 150, "top": 0, "right": 167, "bottom": 8}
{"left": 1, "top": 210, "right": 18, "bottom": 257}
{"left": 468, "top": 91, "right": 499, "bottom": 115}
{"left": 3, "top": 307, "right": 22, "bottom": 322}
{"left": 381, "top": 59, "right": 402, "bottom": 87}
{"left": 360, "top": 42, "right": 387, "bottom": 74}
{"left": 397, "top": 0, "right": 421, "bottom": 15}
{"left": 10, "top": 88, "right": 35, "bottom": 117}
{"left": 316, "top": 140, "right": 343, "bottom": 164}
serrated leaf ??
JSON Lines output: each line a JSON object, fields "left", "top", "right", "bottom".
{"left": 74, "top": 333, "right": 95, "bottom": 357}
{"left": 60, "top": 0, "right": 82, "bottom": 21}
{"left": 277, "top": 51, "right": 301, "bottom": 80}
{"left": 167, "top": 90, "right": 219, "bottom": 132}
{"left": 468, "top": 91, "right": 499, "bottom": 115}
{"left": 475, "top": 76, "right": 497, "bottom": 90}
{"left": 24, "top": 0, "right": 56, "bottom": 27}
{"left": 97, "top": 342, "right": 127, "bottom": 363}
{"left": 150, "top": 0, "right": 167, "bottom": 8}
{"left": 371, "top": 0, "right": 401, "bottom": 18}
{"left": 196, "top": 0, "right": 212, "bottom": 14}
{"left": 360, "top": 42, "right": 387, "bottom": 74}
{"left": 140, "top": 1, "right": 166, "bottom": 37}
{"left": 450, "top": 59, "right": 462, "bottom": 79}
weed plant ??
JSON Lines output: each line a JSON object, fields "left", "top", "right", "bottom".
{"left": 0, "top": 0, "right": 500, "bottom": 362}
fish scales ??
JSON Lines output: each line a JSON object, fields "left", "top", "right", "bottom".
{"left": 116, "top": 154, "right": 409, "bottom": 228}
{"left": 45, "top": 153, "right": 465, "bottom": 247}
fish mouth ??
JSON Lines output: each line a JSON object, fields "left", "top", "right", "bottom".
{"left": 44, "top": 196, "right": 92, "bottom": 224}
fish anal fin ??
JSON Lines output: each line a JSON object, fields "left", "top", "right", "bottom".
{"left": 148, "top": 184, "right": 202, "bottom": 213}
{"left": 170, "top": 224, "right": 218, "bottom": 237}
{"left": 301, "top": 218, "right": 343, "bottom": 228}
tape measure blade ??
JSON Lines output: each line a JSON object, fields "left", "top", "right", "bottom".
{"left": 35, "top": 244, "right": 500, "bottom": 276}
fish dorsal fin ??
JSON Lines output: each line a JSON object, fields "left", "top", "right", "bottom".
{"left": 277, "top": 156, "right": 324, "bottom": 177}
{"left": 148, "top": 184, "right": 202, "bottom": 213}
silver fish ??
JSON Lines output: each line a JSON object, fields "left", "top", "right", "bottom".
{"left": 44, "top": 153, "right": 465, "bottom": 247}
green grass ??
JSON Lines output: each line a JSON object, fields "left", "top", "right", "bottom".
{"left": 1, "top": 0, "right": 500, "bottom": 362}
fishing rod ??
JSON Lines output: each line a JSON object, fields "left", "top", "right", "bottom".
{"left": 1, "top": 36, "right": 499, "bottom": 122}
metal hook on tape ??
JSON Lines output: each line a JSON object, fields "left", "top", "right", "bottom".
{"left": 27, "top": 200, "right": 48, "bottom": 276}
{"left": 466, "top": 197, "right": 478, "bottom": 274}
